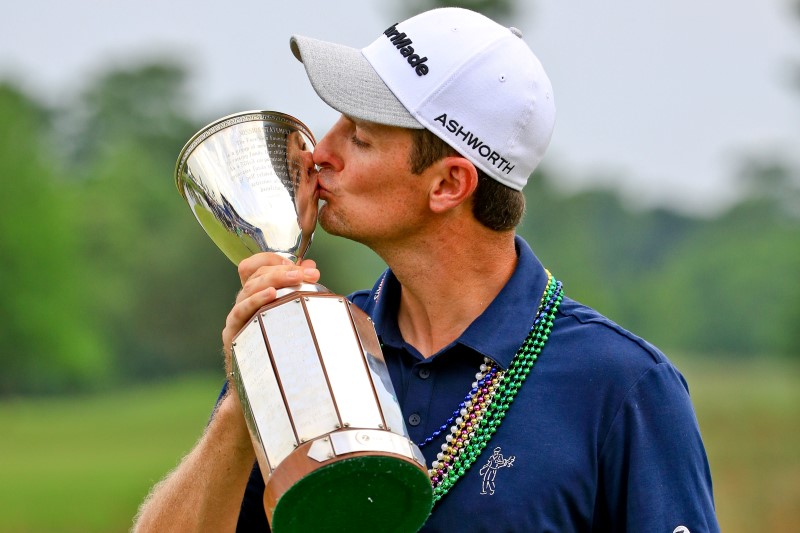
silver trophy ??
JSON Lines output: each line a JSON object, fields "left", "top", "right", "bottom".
{"left": 175, "top": 111, "right": 432, "bottom": 532}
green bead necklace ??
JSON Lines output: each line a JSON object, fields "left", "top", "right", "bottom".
{"left": 427, "top": 270, "right": 563, "bottom": 504}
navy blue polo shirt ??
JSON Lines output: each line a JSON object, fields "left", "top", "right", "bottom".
{"left": 235, "top": 236, "right": 719, "bottom": 532}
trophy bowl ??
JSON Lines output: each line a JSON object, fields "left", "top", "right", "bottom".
{"left": 175, "top": 111, "right": 433, "bottom": 532}
{"left": 176, "top": 110, "right": 318, "bottom": 265}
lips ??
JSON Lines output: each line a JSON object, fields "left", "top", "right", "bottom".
{"left": 316, "top": 181, "right": 330, "bottom": 201}
{"left": 315, "top": 167, "right": 334, "bottom": 199}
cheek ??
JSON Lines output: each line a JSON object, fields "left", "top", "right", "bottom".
{"left": 343, "top": 164, "right": 391, "bottom": 198}
{"left": 340, "top": 143, "right": 420, "bottom": 207}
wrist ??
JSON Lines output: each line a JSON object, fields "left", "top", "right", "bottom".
{"left": 213, "top": 391, "right": 256, "bottom": 456}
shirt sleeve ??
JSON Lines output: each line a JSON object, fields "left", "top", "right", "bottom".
{"left": 598, "top": 362, "right": 720, "bottom": 532}
{"left": 237, "top": 462, "right": 269, "bottom": 532}
{"left": 210, "top": 382, "right": 270, "bottom": 531}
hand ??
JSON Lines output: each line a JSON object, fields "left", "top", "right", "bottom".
{"left": 222, "top": 253, "right": 321, "bottom": 374}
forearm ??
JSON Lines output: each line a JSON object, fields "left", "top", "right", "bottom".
{"left": 133, "top": 253, "right": 319, "bottom": 531}
{"left": 133, "top": 392, "right": 256, "bottom": 533}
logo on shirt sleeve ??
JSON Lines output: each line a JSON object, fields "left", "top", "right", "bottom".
{"left": 479, "top": 446, "right": 515, "bottom": 496}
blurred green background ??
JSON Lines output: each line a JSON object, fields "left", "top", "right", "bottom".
{"left": 1, "top": 0, "right": 799, "bottom": 531}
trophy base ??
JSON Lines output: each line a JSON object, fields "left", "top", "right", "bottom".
{"left": 233, "top": 286, "right": 433, "bottom": 531}
{"left": 266, "top": 441, "right": 433, "bottom": 533}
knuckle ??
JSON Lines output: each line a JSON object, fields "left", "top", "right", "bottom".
{"left": 238, "top": 255, "right": 256, "bottom": 275}
{"left": 253, "top": 266, "right": 287, "bottom": 286}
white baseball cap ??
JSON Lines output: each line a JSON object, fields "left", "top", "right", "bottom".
{"left": 290, "top": 7, "right": 555, "bottom": 191}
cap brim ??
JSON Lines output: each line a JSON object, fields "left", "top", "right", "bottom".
{"left": 290, "top": 35, "right": 423, "bottom": 129}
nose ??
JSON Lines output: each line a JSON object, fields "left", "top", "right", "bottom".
{"left": 299, "top": 148, "right": 314, "bottom": 173}
{"left": 312, "top": 115, "right": 347, "bottom": 171}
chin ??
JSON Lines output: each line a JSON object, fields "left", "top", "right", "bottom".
{"left": 318, "top": 208, "right": 347, "bottom": 238}
{"left": 319, "top": 211, "right": 373, "bottom": 247}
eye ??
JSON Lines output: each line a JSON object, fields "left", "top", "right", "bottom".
{"left": 350, "top": 134, "right": 370, "bottom": 148}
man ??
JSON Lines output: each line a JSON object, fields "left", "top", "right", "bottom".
{"left": 135, "top": 8, "right": 719, "bottom": 532}
{"left": 479, "top": 447, "right": 515, "bottom": 496}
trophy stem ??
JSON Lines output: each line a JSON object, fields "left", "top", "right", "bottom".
{"left": 274, "top": 251, "right": 299, "bottom": 263}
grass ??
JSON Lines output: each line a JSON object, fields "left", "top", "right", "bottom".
{"left": 0, "top": 374, "right": 222, "bottom": 533}
{"left": 671, "top": 354, "right": 800, "bottom": 532}
{"left": 0, "top": 358, "right": 797, "bottom": 532}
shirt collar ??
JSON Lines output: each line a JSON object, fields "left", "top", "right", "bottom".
{"left": 369, "top": 236, "right": 549, "bottom": 369}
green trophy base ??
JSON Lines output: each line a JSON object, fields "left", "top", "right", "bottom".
{"left": 269, "top": 454, "right": 433, "bottom": 533}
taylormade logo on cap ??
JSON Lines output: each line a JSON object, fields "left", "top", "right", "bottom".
{"left": 382, "top": 23, "right": 430, "bottom": 76}
{"left": 362, "top": 8, "right": 556, "bottom": 190}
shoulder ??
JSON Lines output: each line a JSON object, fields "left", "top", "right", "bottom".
{"left": 538, "top": 296, "right": 694, "bottom": 443}
{"left": 550, "top": 295, "right": 682, "bottom": 387}
{"left": 557, "top": 295, "right": 719, "bottom": 530}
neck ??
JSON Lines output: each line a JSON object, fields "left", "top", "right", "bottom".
{"left": 374, "top": 223, "right": 518, "bottom": 358}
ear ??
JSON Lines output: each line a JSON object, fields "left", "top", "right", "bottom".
{"left": 428, "top": 156, "right": 479, "bottom": 214}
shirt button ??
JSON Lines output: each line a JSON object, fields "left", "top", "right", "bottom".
{"left": 418, "top": 368, "right": 431, "bottom": 379}
{"left": 408, "top": 413, "right": 421, "bottom": 426}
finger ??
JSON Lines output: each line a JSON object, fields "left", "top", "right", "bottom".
{"left": 252, "top": 258, "right": 318, "bottom": 278}
{"left": 223, "top": 287, "right": 277, "bottom": 360}
{"left": 227, "top": 287, "right": 276, "bottom": 337}
{"left": 238, "top": 265, "right": 319, "bottom": 302}
{"left": 238, "top": 253, "right": 293, "bottom": 285}
{"left": 297, "top": 259, "right": 321, "bottom": 283}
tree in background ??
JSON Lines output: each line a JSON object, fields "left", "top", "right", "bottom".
{"left": 61, "top": 62, "right": 241, "bottom": 382}
{"left": 0, "top": 64, "right": 244, "bottom": 396}
{"left": 0, "top": 84, "right": 108, "bottom": 394}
